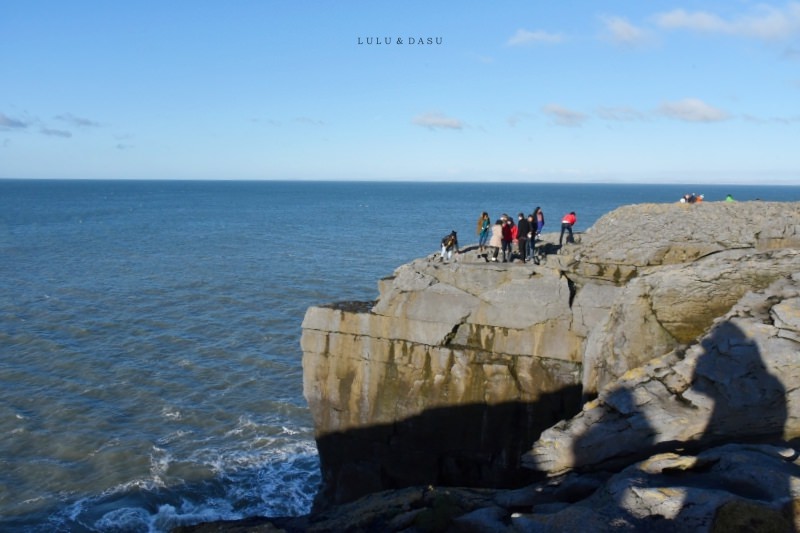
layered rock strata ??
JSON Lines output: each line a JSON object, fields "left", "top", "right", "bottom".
{"left": 301, "top": 201, "right": 800, "bottom": 508}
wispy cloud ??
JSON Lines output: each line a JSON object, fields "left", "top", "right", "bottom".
{"left": 507, "top": 29, "right": 565, "bottom": 46}
{"left": 55, "top": 113, "right": 101, "bottom": 127}
{"left": 0, "top": 112, "right": 29, "bottom": 129}
{"left": 601, "top": 16, "right": 650, "bottom": 46}
{"left": 541, "top": 104, "right": 588, "bottom": 127}
{"left": 658, "top": 98, "right": 730, "bottom": 122}
{"left": 40, "top": 127, "right": 72, "bottom": 138}
{"left": 742, "top": 113, "right": 800, "bottom": 124}
{"left": 412, "top": 112, "right": 464, "bottom": 130}
{"left": 654, "top": 3, "right": 800, "bottom": 41}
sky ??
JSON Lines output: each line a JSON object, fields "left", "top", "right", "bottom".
{"left": 1, "top": 1, "right": 800, "bottom": 184}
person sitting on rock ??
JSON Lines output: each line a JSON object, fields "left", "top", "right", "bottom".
{"left": 440, "top": 230, "right": 459, "bottom": 261}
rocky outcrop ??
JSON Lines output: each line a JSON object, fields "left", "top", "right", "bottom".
{"left": 301, "top": 201, "right": 800, "bottom": 509}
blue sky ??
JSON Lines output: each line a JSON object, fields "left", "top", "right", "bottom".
{"left": 2, "top": 1, "right": 800, "bottom": 183}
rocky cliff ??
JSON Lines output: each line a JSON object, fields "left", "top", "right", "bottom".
{"left": 300, "top": 200, "right": 800, "bottom": 512}
{"left": 179, "top": 200, "right": 800, "bottom": 533}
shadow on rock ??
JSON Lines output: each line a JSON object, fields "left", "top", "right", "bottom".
{"left": 314, "top": 385, "right": 583, "bottom": 510}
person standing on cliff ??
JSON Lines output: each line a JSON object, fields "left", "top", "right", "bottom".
{"left": 488, "top": 219, "right": 503, "bottom": 261}
{"left": 526, "top": 213, "right": 539, "bottom": 263}
{"left": 477, "top": 212, "right": 490, "bottom": 252}
{"left": 517, "top": 213, "right": 530, "bottom": 263}
{"left": 534, "top": 207, "right": 545, "bottom": 238}
{"left": 559, "top": 211, "right": 577, "bottom": 246}
{"left": 501, "top": 218, "right": 514, "bottom": 262}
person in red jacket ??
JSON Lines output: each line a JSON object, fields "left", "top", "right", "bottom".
{"left": 501, "top": 217, "right": 514, "bottom": 262}
{"left": 559, "top": 211, "right": 577, "bottom": 246}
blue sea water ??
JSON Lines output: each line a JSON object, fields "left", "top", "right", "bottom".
{"left": 1, "top": 179, "right": 798, "bottom": 532}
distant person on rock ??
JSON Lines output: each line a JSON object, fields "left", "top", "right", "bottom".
{"left": 440, "top": 230, "right": 459, "bottom": 261}
{"left": 477, "top": 212, "right": 491, "bottom": 252}
{"left": 559, "top": 211, "right": 577, "bottom": 246}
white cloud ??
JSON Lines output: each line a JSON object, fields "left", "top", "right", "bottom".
{"left": 601, "top": 16, "right": 650, "bottom": 46}
{"left": 507, "top": 29, "right": 565, "bottom": 46}
{"left": 541, "top": 104, "right": 588, "bottom": 127}
{"left": 412, "top": 112, "right": 464, "bottom": 130}
{"left": 658, "top": 98, "right": 730, "bottom": 122}
{"left": 655, "top": 3, "right": 800, "bottom": 41}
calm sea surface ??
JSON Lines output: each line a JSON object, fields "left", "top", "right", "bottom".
{"left": 1, "top": 180, "right": 798, "bottom": 531}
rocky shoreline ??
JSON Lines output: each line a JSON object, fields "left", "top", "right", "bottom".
{"left": 177, "top": 201, "right": 800, "bottom": 532}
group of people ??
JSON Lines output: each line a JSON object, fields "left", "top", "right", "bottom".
{"left": 440, "top": 208, "right": 577, "bottom": 264}
{"left": 679, "top": 193, "right": 704, "bottom": 203}
{"left": 680, "top": 193, "right": 737, "bottom": 203}
{"left": 477, "top": 208, "right": 552, "bottom": 263}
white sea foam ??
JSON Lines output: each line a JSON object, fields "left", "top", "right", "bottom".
{"left": 161, "top": 406, "right": 182, "bottom": 420}
{"left": 41, "top": 436, "right": 319, "bottom": 532}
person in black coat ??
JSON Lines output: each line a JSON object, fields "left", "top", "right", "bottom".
{"left": 516, "top": 212, "right": 530, "bottom": 263}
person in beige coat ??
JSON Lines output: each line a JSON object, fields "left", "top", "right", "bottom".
{"left": 488, "top": 220, "right": 503, "bottom": 262}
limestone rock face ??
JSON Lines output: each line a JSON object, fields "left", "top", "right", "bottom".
{"left": 301, "top": 201, "right": 800, "bottom": 507}
{"left": 301, "top": 263, "right": 584, "bottom": 506}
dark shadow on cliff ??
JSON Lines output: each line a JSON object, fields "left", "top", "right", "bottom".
{"left": 678, "top": 320, "right": 793, "bottom": 530}
{"left": 313, "top": 385, "right": 582, "bottom": 510}
{"left": 693, "top": 321, "right": 787, "bottom": 447}
{"left": 562, "top": 320, "right": 793, "bottom": 530}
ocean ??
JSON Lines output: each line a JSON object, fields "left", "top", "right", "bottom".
{"left": 1, "top": 179, "right": 798, "bottom": 532}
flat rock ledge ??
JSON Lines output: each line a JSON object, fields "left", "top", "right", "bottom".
{"left": 177, "top": 201, "right": 800, "bottom": 532}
